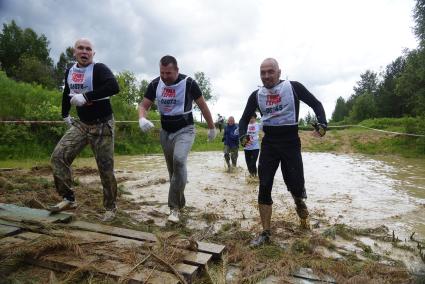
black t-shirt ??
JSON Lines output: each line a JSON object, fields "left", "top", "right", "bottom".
{"left": 145, "top": 74, "right": 202, "bottom": 132}
{"left": 62, "top": 63, "right": 119, "bottom": 123}
{"left": 239, "top": 80, "right": 327, "bottom": 141}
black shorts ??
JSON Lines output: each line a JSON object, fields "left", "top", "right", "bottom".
{"left": 257, "top": 136, "right": 306, "bottom": 205}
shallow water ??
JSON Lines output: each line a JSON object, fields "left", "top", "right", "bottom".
{"left": 101, "top": 151, "right": 425, "bottom": 242}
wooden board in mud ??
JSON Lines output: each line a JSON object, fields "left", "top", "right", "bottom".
{"left": 0, "top": 223, "right": 22, "bottom": 236}
{"left": 0, "top": 228, "right": 210, "bottom": 283}
{"left": 0, "top": 203, "right": 72, "bottom": 223}
{"left": 67, "top": 220, "right": 225, "bottom": 259}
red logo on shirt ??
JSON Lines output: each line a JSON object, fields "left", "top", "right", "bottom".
{"left": 162, "top": 88, "right": 176, "bottom": 97}
{"left": 248, "top": 126, "right": 256, "bottom": 131}
{"left": 72, "top": 72, "right": 84, "bottom": 83}
{"left": 266, "top": 94, "right": 281, "bottom": 106}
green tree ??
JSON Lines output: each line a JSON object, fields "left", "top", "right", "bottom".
{"left": 349, "top": 93, "right": 377, "bottom": 122}
{"left": 413, "top": 0, "right": 425, "bottom": 45}
{"left": 353, "top": 70, "right": 379, "bottom": 97}
{"left": 0, "top": 20, "right": 56, "bottom": 88}
{"left": 344, "top": 70, "right": 379, "bottom": 118}
{"left": 396, "top": 48, "right": 425, "bottom": 116}
{"left": 331, "top": 96, "right": 348, "bottom": 122}
{"left": 376, "top": 56, "right": 406, "bottom": 117}
{"left": 12, "top": 54, "right": 56, "bottom": 89}
{"left": 194, "top": 71, "right": 214, "bottom": 122}
{"left": 0, "top": 20, "right": 53, "bottom": 77}
{"left": 116, "top": 70, "right": 140, "bottom": 105}
{"left": 55, "top": 46, "right": 74, "bottom": 89}
{"left": 304, "top": 111, "right": 317, "bottom": 125}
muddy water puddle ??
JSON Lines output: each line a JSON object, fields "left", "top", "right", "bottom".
{"left": 104, "top": 152, "right": 425, "bottom": 239}
{"left": 74, "top": 151, "right": 425, "bottom": 273}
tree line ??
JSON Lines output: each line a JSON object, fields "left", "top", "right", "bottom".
{"left": 331, "top": 0, "right": 425, "bottom": 123}
{"left": 0, "top": 20, "right": 214, "bottom": 121}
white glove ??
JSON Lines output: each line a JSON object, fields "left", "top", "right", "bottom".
{"left": 139, "top": 117, "right": 154, "bottom": 132}
{"left": 63, "top": 115, "right": 73, "bottom": 126}
{"left": 207, "top": 128, "right": 217, "bottom": 142}
{"left": 69, "top": 93, "right": 87, "bottom": 107}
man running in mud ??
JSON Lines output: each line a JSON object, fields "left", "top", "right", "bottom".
{"left": 50, "top": 38, "right": 120, "bottom": 222}
{"left": 238, "top": 58, "right": 327, "bottom": 246}
{"left": 138, "top": 55, "right": 216, "bottom": 223}
{"left": 223, "top": 116, "right": 239, "bottom": 170}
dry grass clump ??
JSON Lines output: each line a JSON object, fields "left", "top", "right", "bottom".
{"left": 0, "top": 234, "right": 83, "bottom": 277}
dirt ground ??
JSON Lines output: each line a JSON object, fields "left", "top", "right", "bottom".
{"left": 1, "top": 152, "right": 424, "bottom": 283}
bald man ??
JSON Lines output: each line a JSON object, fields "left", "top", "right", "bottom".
{"left": 239, "top": 58, "right": 327, "bottom": 246}
{"left": 50, "top": 38, "right": 120, "bottom": 222}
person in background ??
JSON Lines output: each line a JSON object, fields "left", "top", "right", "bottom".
{"left": 244, "top": 113, "right": 260, "bottom": 177}
{"left": 223, "top": 116, "right": 239, "bottom": 170}
{"left": 216, "top": 114, "right": 225, "bottom": 133}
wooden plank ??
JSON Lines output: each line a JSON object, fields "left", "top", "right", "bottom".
{"left": 68, "top": 220, "right": 157, "bottom": 242}
{"left": 14, "top": 229, "right": 211, "bottom": 268}
{"left": 0, "top": 223, "right": 22, "bottom": 236}
{"left": 2, "top": 232, "right": 187, "bottom": 283}
{"left": 26, "top": 254, "right": 180, "bottom": 284}
{"left": 64, "top": 230, "right": 212, "bottom": 267}
{"left": 196, "top": 241, "right": 226, "bottom": 260}
{"left": 0, "top": 234, "right": 26, "bottom": 246}
{"left": 67, "top": 220, "right": 225, "bottom": 259}
{"left": 92, "top": 247, "right": 199, "bottom": 284}
{"left": 0, "top": 203, "right": 72, "bottom": 223}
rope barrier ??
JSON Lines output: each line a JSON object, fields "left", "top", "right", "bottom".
{"left": 0, "top": 120, "right": 423, "bottom": 137}
{"left": 0, "top": 120, "right": 160, "bottom": 124}
{"left": 327, "top": 124, "right": 425, "bottom": 137}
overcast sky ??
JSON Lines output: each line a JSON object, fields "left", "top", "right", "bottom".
{"left": 0, "top": 0, "right": 418, "bottom": 122}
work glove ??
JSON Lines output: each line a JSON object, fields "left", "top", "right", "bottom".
{"left": 239, "top": 134, "right": 251, "bottom": 147}
{"left": 63, "top": 115, "right": 73, "bottom": 127}
{"left": 138, "top": 117, "right": 154, "bottom": 132}
{"left": 69, "top": 93, "right": 87, "bottom": 107}
{"left": 207, "top": 128, "right": 216, "bottom": 142}
{"left": 312, "top": 123, "right": 327, "bottom": 137}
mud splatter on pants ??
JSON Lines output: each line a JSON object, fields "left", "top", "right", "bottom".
{"left": 160, "top": 125, "right": 195, "bottom": 210}
{"left": 51, "top": 118, "right": 117, "bottom": 210}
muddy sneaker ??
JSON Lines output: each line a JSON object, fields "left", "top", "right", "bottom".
{"left": 167, "top": 209, "right": 180, "bottom": 223}
{"left": 102, "top": 208, "right": 117, "bottom": 222}
{"left": 300, "top": 217, "right": 311, "bottom": 230}
{"left": 250, "top": 231, "right": 271, "bottom": 248}
{"left": 49, "top": 198, "right": 77, "bottom": 213}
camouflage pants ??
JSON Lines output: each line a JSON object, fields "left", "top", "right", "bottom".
{"left": 224, "top": 145, "right": 238, "bottom": 166}
{"left": 51, "top": 118, "right": 117, "bottom": 210}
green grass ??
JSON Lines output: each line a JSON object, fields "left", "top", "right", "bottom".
{"left": 1, "top": 117, "right": 424, "bottom": 162}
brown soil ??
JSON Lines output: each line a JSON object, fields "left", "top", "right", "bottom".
{"left": 0, "top": 166, "right": 420, "bottom": 283}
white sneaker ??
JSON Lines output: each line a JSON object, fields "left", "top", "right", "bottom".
{"left": 167, "top": 209, "right": 180, "bottom": 223}
{"left": 49, "top": 198, "right": 77, "bottom": 213}
{"left": 101, "top": 208, "right": 117, "bottom": 222}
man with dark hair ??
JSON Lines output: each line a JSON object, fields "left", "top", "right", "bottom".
{"left": 50, "top": 38, "right": 120, "bottom": 222}
{"left": 138, "top": 55, "right": 216, "bottom": 223}
{"left": 239, "top": 58, "right": 327, "bottom": 246}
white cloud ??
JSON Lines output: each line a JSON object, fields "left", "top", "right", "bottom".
{"left": 0, "top": 0, "right": 418, "bottom": 122}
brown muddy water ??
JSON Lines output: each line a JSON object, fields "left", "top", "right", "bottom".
{"left": 74, "top": 151, "right": 425, "bottom": 273}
